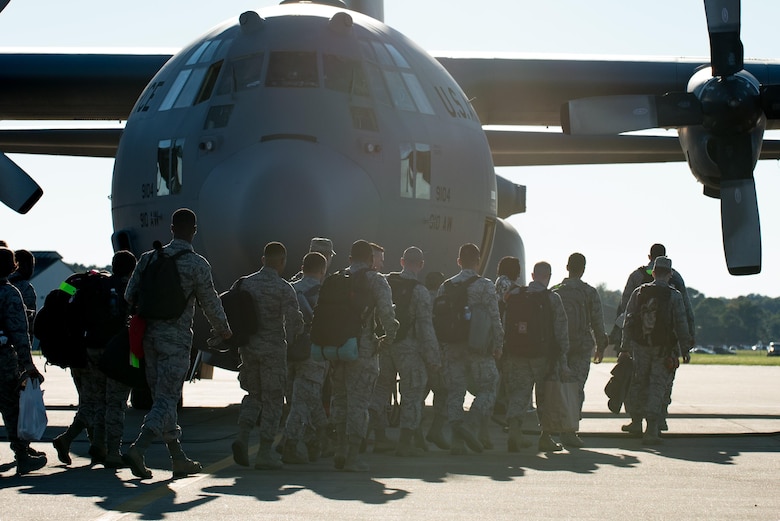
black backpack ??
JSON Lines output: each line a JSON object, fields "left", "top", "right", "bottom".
{"left": 219, "top": 277, "right": 258, "bottom": 349}
{"left": 136, "top": 247, "right": 193, "bottom": 320}
{"left": 503, "top": 287, "right": 555, "bottom": 357}
{"left": 627, "top": 284, "right": 676, "bottom": 348}
{"left": 432, "top": 275, "right": 479, "bottom": 344}
{"left": 34, "top": 270, "right": 110, "bottom": 368}
{"left": 386, "top": 273, "right": 422, "bottom": 344}
{"left": 310, "top": 268, "right": 369, "bottom": 348}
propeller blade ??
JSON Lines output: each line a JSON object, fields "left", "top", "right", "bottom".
{"left": 0, "top": 1, "right": 10, "bottom": 14}
{"left": 704, "top": 0, "right": 743, "bottom": 76}
{"left": 561, "top": 93, "right": 701, "bottom": 135}
{"left": 720, "top": 178, "right": 761, "bottom": 274}
{"left": 0, "top": 152, "right": 43, "bottom": 214}
{"left": 759, "top": 84, "right": 780, "bottom": 120}
{"left": 709, "top": 133, "right": 761, "bottom": 274}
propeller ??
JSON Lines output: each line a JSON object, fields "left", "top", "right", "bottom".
{"left": 561, "top": 0, "right": 780, "bottom": 275}
{"left": 0, "top": 152, "right": 43, "bottom": 214}
{"left": 0, "top": 1, "right": 10, "bottom": 14}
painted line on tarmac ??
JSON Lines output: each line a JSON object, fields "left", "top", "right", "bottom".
{"left": 92, "top": 443, "right": 257, "bottom": 521}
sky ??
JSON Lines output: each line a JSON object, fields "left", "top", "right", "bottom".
{"left": 1, "top": 0, "right": 780, "bottom": 299}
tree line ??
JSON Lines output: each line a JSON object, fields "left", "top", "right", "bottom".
{"left": 596, "top": 285, "right": 777, "bottom": 347}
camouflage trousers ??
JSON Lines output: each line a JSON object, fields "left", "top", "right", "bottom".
{"left": 442, "top": 343, "right": 498, "bottom": 424}
{"left": 330, "top": 342, "right": 379, "bottom": 440}
{"left": 237, "top": 346, "right": 287, "bottom": 442}
{"left": 81, "top": 348, "right": 131, "bottom": 444}
{"left": 284, "top": 358, "right": 329, "bottom": 441}
{"left": 140, "top": 335, "right": 191, "bottom": 442}
{"left": 367, "top": 350, "right": 397, "bottom": 430}
{"left": 390, "top": 345, "right": 429, "bottom": 430}
{"left": 567, "top": 347, "right": 593, "bottom": 418}
{"left": 503, "top": 354, "right": 551, "bottom": 424}
{"left": 628, "top": 343, "right": 674, "bottom": 422}
{"left": 0, "top": 349, "right": 22, "bottom": 445}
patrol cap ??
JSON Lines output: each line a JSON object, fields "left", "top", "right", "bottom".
{"left": 309, "top": 237, "right": 335, "bottom": 257}
{"left": 402, "top": 246, "right": 424, "bottom": 264}
{"left": 653, "top": 256, "right": 672, "bottom": 271}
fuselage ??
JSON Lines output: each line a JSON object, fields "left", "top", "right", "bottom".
{"left": 111, "top": 3, "right": 508, "bottom": 288}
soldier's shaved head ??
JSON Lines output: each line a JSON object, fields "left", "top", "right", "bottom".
{"left": 458, "top": 243, "right": 480, "bottom": 270}
{"left": 350, "top": 240, "right": 373, "bottom": 264}
{"left": 0, "top": 247, "right": 17, "bottom": 278}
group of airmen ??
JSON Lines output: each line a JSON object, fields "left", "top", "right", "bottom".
{"left": 0, "top": 209, "right": 694, "bottom": 477}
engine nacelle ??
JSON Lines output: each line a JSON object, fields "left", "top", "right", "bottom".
{"left": 678, "top": 67, "right": 765, "bottom": 198}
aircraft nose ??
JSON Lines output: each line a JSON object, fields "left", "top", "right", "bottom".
{"left": 197, "top": 139, "right": 380, "bottom": 284}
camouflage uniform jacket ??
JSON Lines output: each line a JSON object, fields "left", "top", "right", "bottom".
{"left": 620, "top": 279, "right": 692, "bottom": 356}
{"left": 438, "top": 268, "right": 504, "bottom": 356}
{"left": 526, "top": 279, "right": 569, "bottom": 364}
{"left": 9, "top": 274, "right": 36, "bottom": 318}
{"left": 557, "top": 276, "right": 608, "bottom": 353}
{"left": 619, "top": 264, "right": 695, "bottom": 338}
{"left": 125, "top": 238, "right": 229, "bottom": 343}
{"left": 348, "top": 261, "right": 398, "bottom": 350}
{"left": 237, "top": 266, "right": 303, "bottom": 351}
{"left": 0, "top": 278, "right": 34, "bottom": 371}
{"left": 388, "top": 269, "right": 441, "bottom": 369}
{"left": 292, "top": 275, "right": 321, "bottom": 322}
{"left": 494, "top": 274, "right": 518, "bottom": 303}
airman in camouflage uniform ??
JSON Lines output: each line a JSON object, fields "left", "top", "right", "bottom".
{"left": 503, "top": 261, "right": 570, "bottom": 453}
{"left": 385, "top": 247, "right": 441, "bottom": 457}
{"left": 52, "top": 251, "right": 138, "bottom": 468}
{"left": 616, "top": 244, "right": 695, "bottom": 432}
{"left": 281, "top": 251, "right": 329, "bottom": 464}
{"left": 9, "top": 249, "right": 37, "bottom": 331}
{"left": 423, "top": 270, "right": 449, "bottom": 449}
{"left": 620, "top": 256, "right": 692, "bottom": 445}
{"left": 230, "top": 242, "right": 303, "bottom": 470}
{"left": 0, "top": 247, "right": 47, "bottom": 475}
{"left": 330, "top": 240, "right": 398, "bottom": 472}
{"left": 367, "top": 242, "right": 398, "bottom": 454}
{"left": 552, "top": 253, "right": 607, "bottom": 448}
{"left": 123, "top": 208, "right": 232, "bottom": 479}
{"left": 438, "top": 244, "right": 503, "bottom": 455}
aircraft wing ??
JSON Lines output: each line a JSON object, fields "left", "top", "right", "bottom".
{"left": 436, "top": 55, "right": 780, "bottom": 128}
{"left": 0, "top": 53, "right": 170, "bottom": 120}
{"left": 4, "top": 52, "right": 780, "bottom": 165}
{"left": 485, "top": 130, "right": 780, "bottom": 167}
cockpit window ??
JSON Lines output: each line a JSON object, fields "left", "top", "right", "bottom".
{"left": 401, "top": 73, "right": 435, "bottom": 115}
{"left": 385, "top": 43, "right": 410, "bottom": 68}
{"left": 266, "top": 51, "right": 318, "bottom": 88}
{"left": 172, "top": 67, "right": 208, "bottom": 109}
{"left": 159, "top": 70, "right": 192, "bottom": 111}
{"left": 360, "top": 39, "right": 435, "bottom": 116}
{"left": 160, "top": 39, "right": 230, "bottom": 111}
{"left": 323, "top": 54, "right": 369, "bottom": 97}
{"left": 383, "top": 70, "right": 416, "bottom": 112}
{"left": 186, "top": 40, "right": 222, "bottom": 66}
{"left": 370, "top": 41, "right": 394, "bottom": 67}
{"left": 217, "top": 53, "right": 265, "bottom": 95}
{"left": 156, "top": 139, "right": 184, "bottom": 196}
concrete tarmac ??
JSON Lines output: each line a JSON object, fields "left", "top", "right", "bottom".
{"left": 1, "top": 356, "right": 779, "bottom": 520}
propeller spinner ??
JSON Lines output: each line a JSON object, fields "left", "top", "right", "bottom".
{"left": 561, "top": 0, "right": 780, "bottom": 275}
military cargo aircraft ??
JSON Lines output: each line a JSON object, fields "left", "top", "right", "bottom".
{"left": 2, "top": 0, "right": 780, "bottom": 293}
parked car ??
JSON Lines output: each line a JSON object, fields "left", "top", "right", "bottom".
{"left": 713, "top": 345, "right": 736, "bottom": 355}
{"left": 767, "top": 342, "right": 780, "bottom": 357}
{"left": 690, "top": 346, "right": 715, "bottom": 355}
